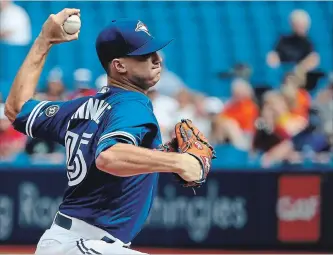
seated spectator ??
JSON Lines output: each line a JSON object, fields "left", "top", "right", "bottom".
{"left": 95, "top": 73, "right": 108, "bottom": 90}
{"left": 150, "top": 87, "right": 223, "bottom": 143}
{"left": 67, "top": 68, "right": 97, "bottom": 100}
{"left": 252, "top": 91, "right": 301, "bottom": 167}
{"left": 154, "top": 51, "right": 187, "bottom": 97}
{"left": 148, "top": 89, "right": 178, "bottom": 142}
{"left": 24, "top": 137, "right": 65, "bottom": 165}
{"left": 281, "top": 72, "right": 311, "bottom": 118}
{"left": 314, "top": 74, "right": 333, "bottom": 148}
{"left": 200, "top": 96, "right": 224, "bottom": 143}
{"left": 35, "top": 67, "right": 66, "bottom": 101}
{"left": 173, "top": 87, "right": 197, "bottom": 121}
{"left": 0, "top": 103, "right": 27, "bottom": 162}
{"left": 215, "top": 79, "right": 258, "bottom": 150}
{"left": 262, "top": 91, "right": 307, "bottom": 140}
{"left": 267, "top": 9, "right": 319, "bottom": 71}
{"left": 0, "top": 0, "right": 31, "bottom": 46}
{"left": 191, "top": 93, "right": 215, "bottom": 139}
{"left": 203, "top": 97, "right": 224, "bottom": 117}
{"left": 218, "top": 63, "right": 252, "bottom": 82}
{"left": 252, "top": 90, "right": 329, "bottom": 168}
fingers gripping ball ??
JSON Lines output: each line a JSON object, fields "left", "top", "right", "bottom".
{"left": 63, "top": 15, "right": 81, "bottom": 35}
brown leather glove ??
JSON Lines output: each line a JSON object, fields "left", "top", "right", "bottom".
{"left": 173, "top": 119, "right": 216, "bottom": 188}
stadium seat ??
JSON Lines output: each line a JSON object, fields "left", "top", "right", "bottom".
{"left": 1, "top": 1, "right": 333, "bottom": 168}
{"left": 212, "top": 145, "right": 250, "bottom": 169}
{"left": 274, "top": 1, "right": 297, "bottom": 33}
{"left": 3, "top": 2, "right": 332, "bottom": 97}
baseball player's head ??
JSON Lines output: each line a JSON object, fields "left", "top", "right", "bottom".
{"left": 96, "top": 19, "right": 172, "bottom": 90}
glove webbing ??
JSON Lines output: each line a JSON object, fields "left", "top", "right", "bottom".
{"left": 181, "top": 119, "right": 216, "bottom": 158}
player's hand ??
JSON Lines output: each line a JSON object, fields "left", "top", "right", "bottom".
{"left": 177, "top": 153, "right": 202, "bottom": 183}
{"left": 157, "top": 138, "right": 203, "bottom": 184}
{"left": 39, "top": 8, "right": 80, "bottom": 45}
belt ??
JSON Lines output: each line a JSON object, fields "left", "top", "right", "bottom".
{"left": 54, "top": 212, "right": 117, "bottom": 245}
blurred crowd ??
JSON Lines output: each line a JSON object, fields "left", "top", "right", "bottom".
{"left": 0, "top": 2, "right": 332, "bottom": 168}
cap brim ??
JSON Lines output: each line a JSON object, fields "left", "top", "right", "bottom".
{"left": 127, "top": 38, "right": 173, "bottom": 56}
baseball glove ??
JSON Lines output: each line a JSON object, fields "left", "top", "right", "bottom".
{"left": 159, "top": 119, "right": 216, "bottom": 188}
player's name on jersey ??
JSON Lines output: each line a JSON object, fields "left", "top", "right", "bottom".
{"left": 70, "top": 98, "right": 111, "bottom": 124}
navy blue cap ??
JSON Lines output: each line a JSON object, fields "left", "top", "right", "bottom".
{"left": 96, "top": 19, "right": 173, "bottom": 71}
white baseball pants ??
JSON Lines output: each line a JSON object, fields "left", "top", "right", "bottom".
{"left": 34, "top": 212, "right": 147, "bottom": 255}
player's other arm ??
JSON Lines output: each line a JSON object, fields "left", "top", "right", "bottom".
{"left": 5, "top": 8, "right": 80, "bottom": 123}
{"left": 96, "top": 144, "right": 201, "bottom": 183}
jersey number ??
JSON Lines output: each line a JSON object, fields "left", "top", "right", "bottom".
{"left": 65, "top": 131, "right": 92, "bottom": 186}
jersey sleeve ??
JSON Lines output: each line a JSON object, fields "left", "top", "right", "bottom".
{"left": 12, "top": 99, "right": 81, "bottom": 144}
{"left": 95, "top": 100, "right": 158, "bottom": 158}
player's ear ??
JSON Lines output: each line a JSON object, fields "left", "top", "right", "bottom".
{"left": 112, "top": 59, "right": 126, "bottom": 74}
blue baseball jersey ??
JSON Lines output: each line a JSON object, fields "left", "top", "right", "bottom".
{"left": 13, "top": 86, "right": 162, "bottom": 243}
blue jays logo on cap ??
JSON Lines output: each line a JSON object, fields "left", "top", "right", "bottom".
{"left": 135, "top": 21, "right": 151, "bottom": 36}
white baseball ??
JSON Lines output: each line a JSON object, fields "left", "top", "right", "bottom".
{"left": 63, "top": 15, "right": 81, "bottom": 35}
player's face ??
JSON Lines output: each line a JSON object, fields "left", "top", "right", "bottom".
{"left": 124, "top": 52, "right": 163, "bottom": 90}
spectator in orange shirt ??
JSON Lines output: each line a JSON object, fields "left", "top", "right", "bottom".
{"left": 295, "top": 87, "right": 311, "bottom": 117}
{"left": 214, "top": 78, "right": 258, "bottom": 150}
{"left": 281, "top": 72, "right": 311, "bottom": 118}
{"left": 252, "top": 90, "right": 308, "bottom": 168}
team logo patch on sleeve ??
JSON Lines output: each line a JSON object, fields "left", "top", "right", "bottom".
{"left": 45, "top": 105, "right": 60, "bottom": 117}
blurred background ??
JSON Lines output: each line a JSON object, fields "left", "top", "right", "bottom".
{"left": 0, "top": 0, "right": 332, "bottom": 254}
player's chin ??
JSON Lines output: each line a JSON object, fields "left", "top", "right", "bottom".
{"left": 149, "top": 72, "right": 161, "bottom": 85}
{"left": 153, "top": 75, "right": 161, "bottom": 85}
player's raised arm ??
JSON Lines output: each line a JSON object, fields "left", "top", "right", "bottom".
{"left": 5, "top": 8, "right": 80, "bottom": 123}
